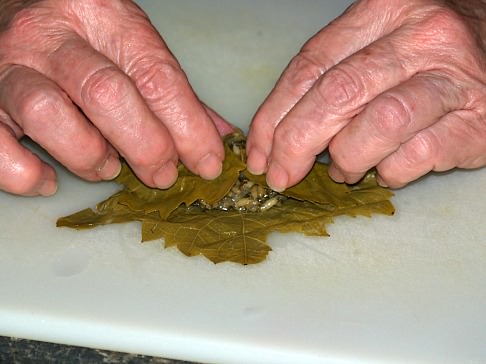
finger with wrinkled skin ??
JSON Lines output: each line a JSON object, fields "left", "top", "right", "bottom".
{"left": 263, "top": 26, "right": 433, "bottom": 191}
{"left": 78, "top": 0, "right": 226, "bottom": 181}
{"left": 0, "top": 64, "right": 120, "bottom": 181}
{"left": 376, "top": 111, "right": 486, "bottom": 188}
{"left": 327, "top": 73, "right": 466, "bottom": 184}
{"left": 42, "top": 37, "right": 180, "bottom": 189}
{"left": 245, "top": 0, "right": 412, "bottom": 176}
{"left": 125, "top": 53, "right": 225, "bottom": 181}
{"left": 0, "top": 123, "right": 57, "bottom": 196}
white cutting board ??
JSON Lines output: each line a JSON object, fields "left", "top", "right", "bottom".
{"left": 1, "top": 1, "right": 485, "bottom": 363}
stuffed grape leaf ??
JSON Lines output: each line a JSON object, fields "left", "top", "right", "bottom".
{"left": 57, "top": 132, "right": 395, "bottom": 265}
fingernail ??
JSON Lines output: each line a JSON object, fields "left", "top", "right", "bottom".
{"left": 266, "top": 160, "right": 288, "bottom": 192}
{"left": 98, "top": 155, "right": 121, "bottom": 180}
{"left": 39, "top": 178, "right": 58, "bottom": 197}
{"left": 328, "top": 163, "right": 345, "bottom": 183}
{"left": 376, "top": 175, "right": 389, "bottom": 188}
{"left": 153, "top": 160, "right": 178, "bottom": 189}
{"left": 196, "top": 152, "right": 223, "bottom": 180}
{"left": 246, "top": 148, "right": 268, "bottom": 175}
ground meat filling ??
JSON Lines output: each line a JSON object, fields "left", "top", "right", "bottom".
{"left": 192, "top": 132, "right": 286, "bottom": 213}
{"left": 194, "top": 174, "right": 286, "bottom": 212}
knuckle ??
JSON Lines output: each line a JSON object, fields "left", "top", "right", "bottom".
{"left": 281, "top": 51, "right": 326, "bottom": 97}
{"left": 420, "top": 7, "right": 472, "bottom": 48}
{"left": 400, "top": 131, "right": 438, "bottom": 170}
{"left": 2, "top": 163, "right": 43, "bottom": 195}
{"left": 128, "top": 151, "right": 156, "bottom": 169}
{"left": 70, "top": 137, "right": 108, "bottom": 173}
{"left": 376, "top": 131, "right": 440, "bottom": 188}
{"left": 328, "top": 139, "right": 356, "bottom": 174}
{"left": 16, "top": 88, "right": 67, "bottom": 137}
{"left": 81, "top": 66, "right": 131, "bottom": 113}
{"left": 428, "top": 7, "right": 463, "bottom": 33}
{"left": 132, "top": 58, "right": 184, "bottom": 104}
{"left": 370, "top": 94, "right": 411, "bottom": 139}
{"left": 274, "top": 121, "right": 320, "bottom": 161}
{"left": 128, "top": 141, "right": 174, "bottom": 170}
{"left": 314, "top": 65, "right": 363, "bottom": 111}
{"left": 17, "top": 88, "right": 64, "bottom": 129}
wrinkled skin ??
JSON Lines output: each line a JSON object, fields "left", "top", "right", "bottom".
{"left": 0, "top": 0, "right": 233, "bottom": 196}
{"left": 246, "top": 0, "right": 486, "bottom": 190}
{"left": 2, "top": 0, "right": 485, "bottom": 197}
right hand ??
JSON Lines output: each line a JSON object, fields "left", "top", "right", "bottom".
{"left": 246, "top": 0, "right": 486, "bottom": 191}
{"left": 0, "top": 0, "right": 232, "bottom": 196}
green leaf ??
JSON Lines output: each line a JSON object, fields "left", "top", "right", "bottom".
{"left": 115, "top": 135, "right": 246, "bottom": 219}
{"left": 141, "top": 201, "right": 331, "bottom": 265}
{"left": 58, "top": 133, "right": 246, "bottom": 228}
{"left": 140, "top": 195, "right": 393, "bottom": 265}
{"left": 57, "top": 131, "right": 395, "bottom": 265}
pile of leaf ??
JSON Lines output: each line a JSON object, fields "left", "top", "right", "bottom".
{"left": 57, "top": 132, "right": 395, "bottom": 265}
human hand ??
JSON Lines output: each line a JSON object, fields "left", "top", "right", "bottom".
{"left": 246, "top": 0, "right": 486, "bottom": 190}
{"left": 0, "top": 0, "right": 231, "bottom": 196}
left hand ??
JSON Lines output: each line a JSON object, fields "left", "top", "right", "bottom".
{"left": 0, "top": 0, "right": 232, "bottom": 196}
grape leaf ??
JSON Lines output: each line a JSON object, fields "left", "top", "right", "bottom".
{"left": 57, "top": 132, "right": 395, "bottom": 265}
{"left": 57, "top": 136, "right": 246, "bottom": 228}
{"left": 140, "top": 191, "right": 393, "bottom": 264}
